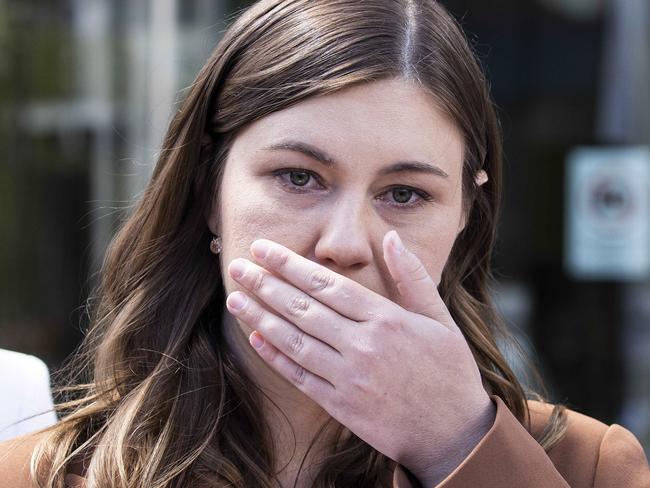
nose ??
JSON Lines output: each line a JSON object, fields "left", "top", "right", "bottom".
{"left": 312, "top": 194, "right": 376, "bottom": 270}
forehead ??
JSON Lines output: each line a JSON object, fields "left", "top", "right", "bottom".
{"left": 230, "top": 78, "right": 464, "bottom": 180}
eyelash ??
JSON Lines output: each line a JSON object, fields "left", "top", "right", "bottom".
{"left": 271, "top": 168, "right": 434, "bottom": 210}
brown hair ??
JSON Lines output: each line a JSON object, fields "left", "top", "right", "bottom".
{"left": 32, "top": 0, "right": 567, "bottom": 486}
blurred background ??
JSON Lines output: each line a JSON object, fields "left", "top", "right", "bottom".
{"left": 0, "top": 0, "right": 649, "bottom": 455}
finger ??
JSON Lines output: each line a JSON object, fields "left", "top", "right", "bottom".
{"left": 382, "top": 230, "right": 458, "bottom": 333}
{"left": 249, "top": 239, "right": 398, "bottom": 323}
{"left": 226, "top": 290, "right": 344, "bottom": 384}
{"left": 228, "top": 258, "right": 351, "bottom": 351}
{"left": 247, "top": 330, "right": 337, "bottom": 402}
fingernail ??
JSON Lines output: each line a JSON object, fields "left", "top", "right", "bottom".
{"left": 391, "top": 231, "right": 405, "bottom": 254}
{"left": 249, "top": 331, "right": 264, "bottom": 349}
{"left": 251, "top": 240, "right": 270, "bottom": 259}
{"left": 228, "top": 292, "right": 247, "bottom": 311}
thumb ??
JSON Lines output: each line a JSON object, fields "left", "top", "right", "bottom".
{"left": 383, "top": 230, "right": 456, "bottom": 331}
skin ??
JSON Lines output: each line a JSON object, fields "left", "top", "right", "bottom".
{"left": 207, "top": 77, "right": 493, "bottom": 487}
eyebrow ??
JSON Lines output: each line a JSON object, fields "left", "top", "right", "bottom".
{"left": 261, "top": 140, "right": 449, "bottom": 179}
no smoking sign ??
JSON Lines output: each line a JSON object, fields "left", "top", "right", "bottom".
{"left": 565, "top": 146, "right": 650, "bottom": 280}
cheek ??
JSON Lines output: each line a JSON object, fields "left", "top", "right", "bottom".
{"left": 414, "top": 243, "right": 453, "bottom": 286}
{"left": 222, "top": 190, "right": 313, "bottom": 242}
{"left": 412, "top": 216, "right": 463, "bottom": 285}
{"left": 218, "top": 178, "right": 314, "bottom": 271}
{"left": 435, "top": 240, "right": 457, "bottom": 283}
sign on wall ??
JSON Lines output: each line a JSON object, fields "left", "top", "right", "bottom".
{"left": 565, "top": 146, "right": 650, "bottom": 280}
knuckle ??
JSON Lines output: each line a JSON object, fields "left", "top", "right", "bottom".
{"left": 411, "top": 262, "right": 430, "bottom": 282}
{"left": 248, "top": 305, "right": 265, "bottom": 327}
{"left": 251, "top": 270, "right": 266, "bottom": 293}
{"left": 286, "top": 331, "right": 305, "bottom": 356}
{"left": 266, "top": 345, "right": 278, "bottom": 362}
{"left": 292, "top": 365, "right": 307, "bottom": 385}
{"left": 329, "top": 392, "right": 348, "bottom": 411}
{"left": 307, "top": 268, "right": 335, "bottom": 293}
{"left": 274, "top": 250, "right": 289, "bottom": 270}
{"left": 288, "top": 294, "right": 310, "bottom": 318}
{"left": 262, "top": 316, "right": 282, "bottom": 335}
{"left": 377, "top": 310, "right": 404, "bottom": 333}
{"left": 350, "top": 375, "right": 372, "bottom": 395}
{"left": 405, "top": 257, "right": 426, "bottom": 277}
{"left": 387, "top": 317, "right": 405, "bottom": 334}
{"left": 349, "top": 333, "right": 380, "bottom": 358}
{"left": 333, "top": 389, "right": 359, "bottom": 415}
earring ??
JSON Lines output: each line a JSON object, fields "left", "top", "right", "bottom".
{"left": 210, "top": 235, "right": 222, "bottom": 254}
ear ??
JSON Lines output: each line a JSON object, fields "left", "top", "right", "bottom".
{"left": 474, "top": 169, "right": 488, "bottom": 187}
{"left": 457, "top": 169, "right": 489, "bottom": 233}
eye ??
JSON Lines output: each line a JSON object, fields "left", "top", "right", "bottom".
{"left": 379, "top": 186, "right": 434, "bottom": 209}
{"left": 273, "top": 168, "right": 323, "bottom": 192}
{"left": 272, "top": 168, "right": 434, "bottom": 210}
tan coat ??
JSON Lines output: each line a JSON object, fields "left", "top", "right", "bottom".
{"left": 1, "top": 395, "right": 649, "bottom": 487}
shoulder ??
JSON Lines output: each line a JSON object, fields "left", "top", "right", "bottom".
{"left": 0, "top": 349, "right": 51, "bottom": 386}
{"left": 0, "top": 349, "right": 56, "bottom": 441}
{"left": 527, "top": 398, "right": 608, "bottom": 449}
{"left": 526, "top": 398, "right": 650, "bottom": 487}
{"left": 0, "top": 431, "right": 49, "bottom": 488}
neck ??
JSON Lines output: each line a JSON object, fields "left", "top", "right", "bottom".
{"left": 220, "top": 307, "right": 337, "bottom": 472}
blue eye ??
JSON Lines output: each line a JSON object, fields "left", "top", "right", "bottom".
{"left": 272, "top": 168, "right": 434, "bottom": 210}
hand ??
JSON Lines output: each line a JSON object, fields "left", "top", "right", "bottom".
{"left": 225, "top": 230, "right": 496, "bottom": 485}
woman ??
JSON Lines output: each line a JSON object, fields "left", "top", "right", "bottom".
{"left": 1, "top": 0, "right": 648, "bottom": 487}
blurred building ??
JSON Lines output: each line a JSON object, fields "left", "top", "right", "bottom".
{"left": 0, "top": 0, "right": 232, "bottom": 362}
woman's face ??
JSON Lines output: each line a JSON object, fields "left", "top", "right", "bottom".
{"left": 210, "top": 77, "right": 480, "bottom": 312}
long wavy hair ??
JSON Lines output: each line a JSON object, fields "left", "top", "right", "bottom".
{"left": 32, "top": 0, "right": 567, "bottom": 486}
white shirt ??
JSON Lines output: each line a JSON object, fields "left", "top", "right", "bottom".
{"left": 0, "top": 349, "right": 58, "bottom": 441}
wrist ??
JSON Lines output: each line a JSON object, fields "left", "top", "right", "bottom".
{"left": 411, "top": 398, "right": 497, "bottom": 486}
